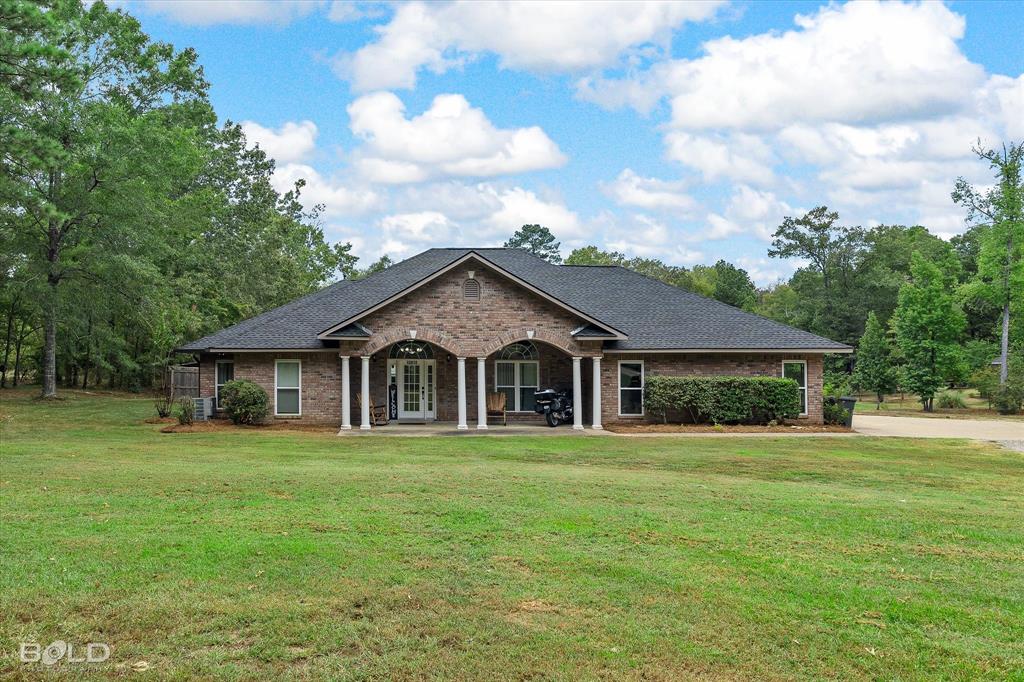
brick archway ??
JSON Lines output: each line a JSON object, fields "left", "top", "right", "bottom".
{"left": 359, "top": 327, "right": 468, "bottom": 357}
{"left": 479, "top": 328, "right": 584, "bottom": 357}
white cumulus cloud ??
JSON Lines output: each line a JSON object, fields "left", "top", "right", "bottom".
{"left": 271, "top": 163, "right": 380, "bottom": 217}
{"left": 348, "top": 92, "right": 566, "bottom": 183}
{"left": 581, "top": 1, "right": 983, "bottom": 131}
{"left": 337, "top": 0, "right": 724, "bottom": 92}
{"left": 600, "top": 169, "right": 697, "bottom": 212}
{"left": 241, "top": 120, "right": 318, "bottom": 164}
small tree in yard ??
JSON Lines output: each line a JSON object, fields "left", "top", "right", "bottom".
{"left": 853, "top": 311, "right": 897, "bottom": 408}
{"left": 892, "top": 252, "right": 966, "bottom": 411}
{"left": 505, "top": 225, "right": 562, "bottom": 263}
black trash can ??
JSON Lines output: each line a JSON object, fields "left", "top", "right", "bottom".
{"left": 838, "top": 396, "right": 857, "bottom": 427}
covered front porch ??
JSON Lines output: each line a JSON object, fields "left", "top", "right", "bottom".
{"left": 337, "top": 336, "right": 606, "bottom": 432}
{"left": 338, "top": 420, "right": 613, "bottom": 436}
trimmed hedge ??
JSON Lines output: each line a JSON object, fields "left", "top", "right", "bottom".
{"left": 219, "top": 379, "right": 269, "bottom": 425}
{"left": 644, "top": 375, "right": 801, "bottom": 425}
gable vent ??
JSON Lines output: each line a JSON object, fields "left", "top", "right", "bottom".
{"left": 463, "top": 278, "right": 480, "bottom": 301}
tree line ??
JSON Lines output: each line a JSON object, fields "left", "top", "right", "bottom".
{"left": 505, "top": 145, "right": 1023, "bottom": 413}
{"left": 1, "top": 0, "right": 365, "bottom": 395}
{"left": 2, "top": 2, "right": 1021, "bottom": 413}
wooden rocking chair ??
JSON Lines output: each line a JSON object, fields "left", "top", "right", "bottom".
{"left": 486, "top": 392, "right": 508, "bottom": 426}
{"left": 357, "top": 392, "right": 389, "bottom": 426}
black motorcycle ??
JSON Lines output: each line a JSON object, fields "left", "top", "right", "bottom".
{"left": 534, "top": 388, "right": 573, "bottom": 427}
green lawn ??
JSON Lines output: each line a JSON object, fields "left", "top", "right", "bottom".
{"left": 2, "top": 389, "right": 1023, "bottom": 680}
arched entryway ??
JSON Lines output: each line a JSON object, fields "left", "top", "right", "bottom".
{"left": 387, "top": 340, "right": 436, "bottom": 422}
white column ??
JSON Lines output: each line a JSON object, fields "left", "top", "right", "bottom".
{"left": 457, "top": 357, "right": 468, "bottom": 430}
{"left": 476, "top": 357, "right": 488, "bottom": 429}
{"left": 572, "top": 356, "right": 584, "bottom": 430}
{"left": 340, "top": 355, "right": 351, "bottom": 430}
{"left": 359, "top": 355, "right": 371, "bottom": 430}
{"left": 591, "top": 356, "right": 603, "bottom": 430}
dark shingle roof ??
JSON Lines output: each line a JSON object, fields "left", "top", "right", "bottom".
{"left": 178, "top": 248, "right": 849, "bottom": 352}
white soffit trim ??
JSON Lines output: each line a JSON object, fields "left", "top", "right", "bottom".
{"left": 317, "top": 252, "right": 627, "bottom": 340}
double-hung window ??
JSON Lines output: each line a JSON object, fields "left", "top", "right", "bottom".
{"left": 495, "top": 360, "right": 539, "bottom": 412}
{"left": 275, "top": 360, "right": 301, "bottom": 416}
{"left": 782, "top": 360, "right": 807, "bottom": 416}
{"left": 618, "top": 361, "right": 644, "bottom": 416}
{"left": 214, "top": 360, "right": 234, "bottom": 410}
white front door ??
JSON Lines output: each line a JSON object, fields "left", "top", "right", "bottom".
{"left": 396, "top": 359, "right": 435, "bottom": 421}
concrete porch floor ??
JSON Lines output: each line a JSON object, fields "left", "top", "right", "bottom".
{"left": 337, "top": 421, "right": 612, "bottom": 436}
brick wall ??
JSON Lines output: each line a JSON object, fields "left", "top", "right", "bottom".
{"left": 600, "top": 353, "right": 824, "bottom": 425}
{"left": 199, "top": 352, "right": 341, "bottom": 424}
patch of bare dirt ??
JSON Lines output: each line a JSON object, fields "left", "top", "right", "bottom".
{"left": 605, "top": 423, "right": 851, "bottom": 434}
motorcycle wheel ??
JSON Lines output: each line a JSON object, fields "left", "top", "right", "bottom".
{"left": 545, "top": 411, "right": 560, "bottom": 427}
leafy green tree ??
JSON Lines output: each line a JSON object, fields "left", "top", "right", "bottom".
{"left": 858, "top": 225, "right": 958, "bottom": 325}
{"left": 711, "top": 260, "right": 756, "bottom": 310}
{"left": 891, "top": 252, "right": 967, "bottom": 411}
{"left": 953, "top": 141, "right": 1023, "bottom": 384}
{"left": 769, "top": 206, "right": 866, "bottom": 344}
{"left": 755, "top": 283, "right": 803, "bottom": 328}
{"left": 565, "top": 246, "right": 626, "bottom": 266}
{"left": 505, "top": 224, "right": 562, "bottom": 263}
{"left": 352, "top": 255, "right": 393, "bottom": 280}
{"left": 852, "top": 311, "right": 896, "bottom": 408}
{"left": 2, "top": 1, "right": 209, "bottom": 397}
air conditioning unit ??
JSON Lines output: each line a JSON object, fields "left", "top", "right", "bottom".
{"left": 193, "top": 397, "right": 213, "bottom": 421}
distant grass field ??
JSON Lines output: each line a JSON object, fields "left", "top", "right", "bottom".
{"left": 2, "top": 388, "right": 1023, "bottom": 680}
{"left": 853, "top": 389, "right": 1023, "bottom": 420}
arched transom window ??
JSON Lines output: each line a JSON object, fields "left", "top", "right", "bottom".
{"left": 498, "top": 341, "right": 538, "bottom": 360}
{"left": 496, "top": 342, "right": 539, "bottom": 412}
{"left": 389, "top": 340, "right": 434, "bottom": 359}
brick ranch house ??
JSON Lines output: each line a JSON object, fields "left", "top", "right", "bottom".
{"left": 177, "top": 248, "right": 851, "bottom": 429}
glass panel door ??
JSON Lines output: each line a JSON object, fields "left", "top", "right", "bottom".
{"left": 397, "top": 360, "right": 435, "bottom": 420}
{"left": 401, "top": 361, "right": 421, "bottom": 416}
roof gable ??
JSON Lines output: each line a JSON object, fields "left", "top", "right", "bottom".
{"left": 316, "top": 251, "right": 627, "bottom": 340}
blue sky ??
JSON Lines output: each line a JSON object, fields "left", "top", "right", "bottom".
{"left": 127, "top": 0, "right": 1023, "bottom": 283}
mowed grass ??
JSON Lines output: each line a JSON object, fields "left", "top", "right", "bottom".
{"left": 1, "top": 389, "right": 1023, "bottom": 680}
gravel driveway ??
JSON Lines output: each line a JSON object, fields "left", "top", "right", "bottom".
{"left": 855, "top": 414, "right": 1024, "bottom": 450}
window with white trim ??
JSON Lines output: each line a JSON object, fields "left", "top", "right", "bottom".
{"left": 214, "top": 360, "right": 233, "bottom": 410}
{"left": 495, "top": 342, "right": 539, "bottom": 412}
{"left": 782, "top": 360, "right": 807, "bottom": 416}
{"left": 275, "top": 360, "right": 301, "bottom": 416}
{"left": 618, "top": 361, "right": 644, "bottom": 416}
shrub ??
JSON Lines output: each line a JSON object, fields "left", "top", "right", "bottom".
{"left": 219, "top": 379, "right": 269, "bottom": 425}
{"left": 971, "top": 367, "right": 1000, "bottom": 401}
{"left": 154, "top": 393, "right": 174, "bottom": 418}
{"left": 644, "top": 375, "right": 801, "bottom": 425}
{"left": 823, "top": 398, "right": 849, "bottom": 425}
{"left": 936, "top": 391, "right": 967, "bottom": 409}
{"left": 176, "top": 396, "right": 195, "bottom": 426}
{"left": 992, "top": 383, "right": 1023, "bottom": 415}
